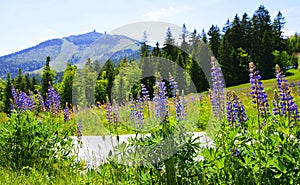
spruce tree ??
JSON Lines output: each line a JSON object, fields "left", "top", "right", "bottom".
{"left": 208, "top": 25, "right": 221, "bottom": 58}
{"left": 4, "top": 73, "right": 12, "bottom": 114}
{"left": 41, "top": 56, "right": 55, "bottom": 98}
{"left": 15, "top": 68, "right": 25, "bottom": 92}
{"left": 24, "top": 73, "right": 31, "bottom": 93}
{"left": 60, "top": 63, "right": 77, "bottom": 107}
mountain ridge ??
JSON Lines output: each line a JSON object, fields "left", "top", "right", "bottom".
{"left": 0, "top": 31, "right": 140, "bottom": 78}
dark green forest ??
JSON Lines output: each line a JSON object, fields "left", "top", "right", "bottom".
{"left": 1, "top": 5, "right": 300, "bottom": 114}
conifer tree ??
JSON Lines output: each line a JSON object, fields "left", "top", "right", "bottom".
{"left": 4, "top": 73, "right": 12, "bottom": 114}
{"left": 41, "top": 56, "right": 55, "bottom": 98}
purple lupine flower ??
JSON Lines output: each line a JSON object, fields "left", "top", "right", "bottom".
{"left": 290, "top": 82, "right": 296, "bottom": 88}
{"left": 11, "top": 85, "right": 18, "bottom": 108}
{"left": 249, "top": 62, "right": 270, "bottom": 118}
{"left": 45, "top": 84, "right": 61, "bottom": 114}
{"left": 178, "top": 90, "right": 186, "bottom": 119}
{"left": 272, "top": 90, "right": 281, "bottom": 116}
{"left": 11, "top": 87, "right": 35, "bottom": 111}
{"left": 230, "top": 148, "right": 239, "bottom": 157}
{"left": 135, "top": 98, "right": 144, "bottom": 126}
{"left": 141, "top": 83, "right": 150, "bottom": 102}
{"left": 226, "top": 97, "right": 233, "bottom": 123}
{"left": 275, "top": 65, "right": 299, "bottom": 122}
{"left": 169, "top": 73, "right": 179, "bottom": 99}
{"left": 210, "top": 56, "right": 225, "bottom": 118}
{"left": 26, "top": 92, "right": 35, "bottom": 111}
{"left": 37, "top": 91, "right": 45, "bottom": 112}
{"left": 226, "top": 91, "right": 247, "bottom": 126}
{"left": 63, "top": 105, "right": 70, "bottom": 121}
{"left": 129, "top": 93, "right": 144, "bottom": 127}
{"left": 112, "top": 100, "right": 120, "bottom": 126}
{"left": 234, "top": 149, "right": 239, "bottom": 157}
{"left": 199, "top": 94, "right": 203, "bottom": 102}
{"left": 129, "top": 95, "right": 135, "bottom": 121}
{"left": 105, "top": 97, "right": 113, "bottom": 124}
{"left": 169, "top": 73, "right": 184, "bottom": 120}
{"left": 153, "top": 73, "right": 168, "bottom": 121}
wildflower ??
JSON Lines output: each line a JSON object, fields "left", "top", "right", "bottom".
{"left": 105, "top": 97, "right": 113, "bottom": 124}
{"left": 275, "top": 64, "right": 299, "bottom": 122}
{"left": 199, "top": 94, "right": 203, "bottom": 102}
{"left": 11, "top": 86, "right": 35, "bottom": 111}
{"left": 210, "top": 56, "right": 225, "bottom": 118}
{"left": 37, "top": 91, "right": 45, "bottom": 112}
{"left": 63, "top": 104, "right": 70, "bottom": 121}
{"left": 169, "top": 73, "right": 184, "bottom": 120}
{"left": 230, "top": 148, "right": 239, "bottom": 157}
{"left": 272, "top": 90, "right": 281, "bottom": 115}
{"left": 112, "top": 99, "right": 120, "bottom": 126}
{"left": 141, "top": 83, "right": 150, "bottom": 102}
{"left": 153, "top": 73, "right": 168, "bottom": 121}
{"left": 11, "top": 85, "right": 19, "bottom": 108}
{"left": 45, "top": 84, "right": 61, "bottom": 114}
{"left": 129, "top": 93, "right": 144, "bottom": 127}
{"left": 249, "top": 62, "right": 270, "bottom": 118}
{"left": 226, "top": 91, "right": 247, "bottom": 126}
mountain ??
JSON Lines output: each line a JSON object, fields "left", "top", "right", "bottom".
{"left": 0, "top": 31, "right": 140, "bottom": 78}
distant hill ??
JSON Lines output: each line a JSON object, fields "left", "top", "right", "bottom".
{"left": 0, "top": 31, "right": 140, "bottom": 78}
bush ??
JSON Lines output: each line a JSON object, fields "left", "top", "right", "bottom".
{"left": 0, "top": 110, "right": 76, "bottom": 171}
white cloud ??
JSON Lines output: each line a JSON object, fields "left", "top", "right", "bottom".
{"left": 142, "top": 6, "right": 191, "bottom": 21}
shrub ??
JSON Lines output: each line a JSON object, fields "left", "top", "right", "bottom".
{"left": 0, "top": 110, "right": 76, "bottom": 171}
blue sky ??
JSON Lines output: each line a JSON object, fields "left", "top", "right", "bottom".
{"left": 0, "top": 0, "right": 299, "bottom": 56}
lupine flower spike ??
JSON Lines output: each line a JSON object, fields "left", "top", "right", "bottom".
{"left": 105, "top": 97, "right": 113, "bottom": 125}
{"left": 169, "top": 73, "right": 184, "bottom": 120}
{"left": 275, "top": 64, "right": 299, "bottom": 123}
{"left": 226, "top": 91, "right": 247, "bottom": 127}
{"left": 45, "top": 84, "right": 61, "bottom": 115}
{"left": 63, "top": 103, "right": 70, "bottom": 121}
{"left": 11, "top": 86, "right": 35, "bottom": 111}
{"left": 210, "top": 56, "right": 225, "bottom": 118}
{"left": 249, "top": 62, "right": 270, "bottom": 127}
{"left": 153, "top": 73, "right": 168, "bottom": 121}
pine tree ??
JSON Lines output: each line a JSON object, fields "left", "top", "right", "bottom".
{"left": 60, "top": 63, "right": 77, "bottom": 107}
{"left": 152, "top": 42, "right": 161, "bottom": 57}
{"left": 24, "top": 73, "right": 31, "bottom": 93}
{"left": 4, "top": 73, "right": 12, "bottom": 114}
{"left": 15, "top": 68, "right": 25, "bottom": 92}
{"left": 0, "top": 78, "right": 5, "bottom": 112}
{"left": 208, "top": 25, "right": 221, "bottom": 58}
{"left": 95, "top": 60, "right": 115, "bottom": 102}
{"left": 163, "top": 27, "right": 178, "bottom": 61}
{"left": 200, "top": 29, "right": 208, "bottom": 44}
{"left": 250, "top": 5, "right": 274, "bottom": 78}
{"left": 272, "top": 11, "right": 286, "bottom": 51}
{"left": 31, "top": 76, "right": 38, "bottom": 92}
{"left": 41, "top": 56, "right": 55, "bottom": 98}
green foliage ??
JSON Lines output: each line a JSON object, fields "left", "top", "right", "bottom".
{"left": 0, "top": 111, "right": 76, "bottom": 171}
{"left": 0, "top": 78, "right": 5, "bottom": 112}
{"left": 4, "top": 73, "right": 12, "bottom": 114}
{"left": 95, "top": 59, "right": 115, "bottom": 103}
{"left": 73, "top": 59, "right": 97, "bottom": 106}
{"left": 60, "top": 63, "right": 77, "bottom": 107}
{"left": 112, "top": 61, "right": 142, "bottom": 103}
{"left": 41, "top": 56, "right": 56, "bottom": 98}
